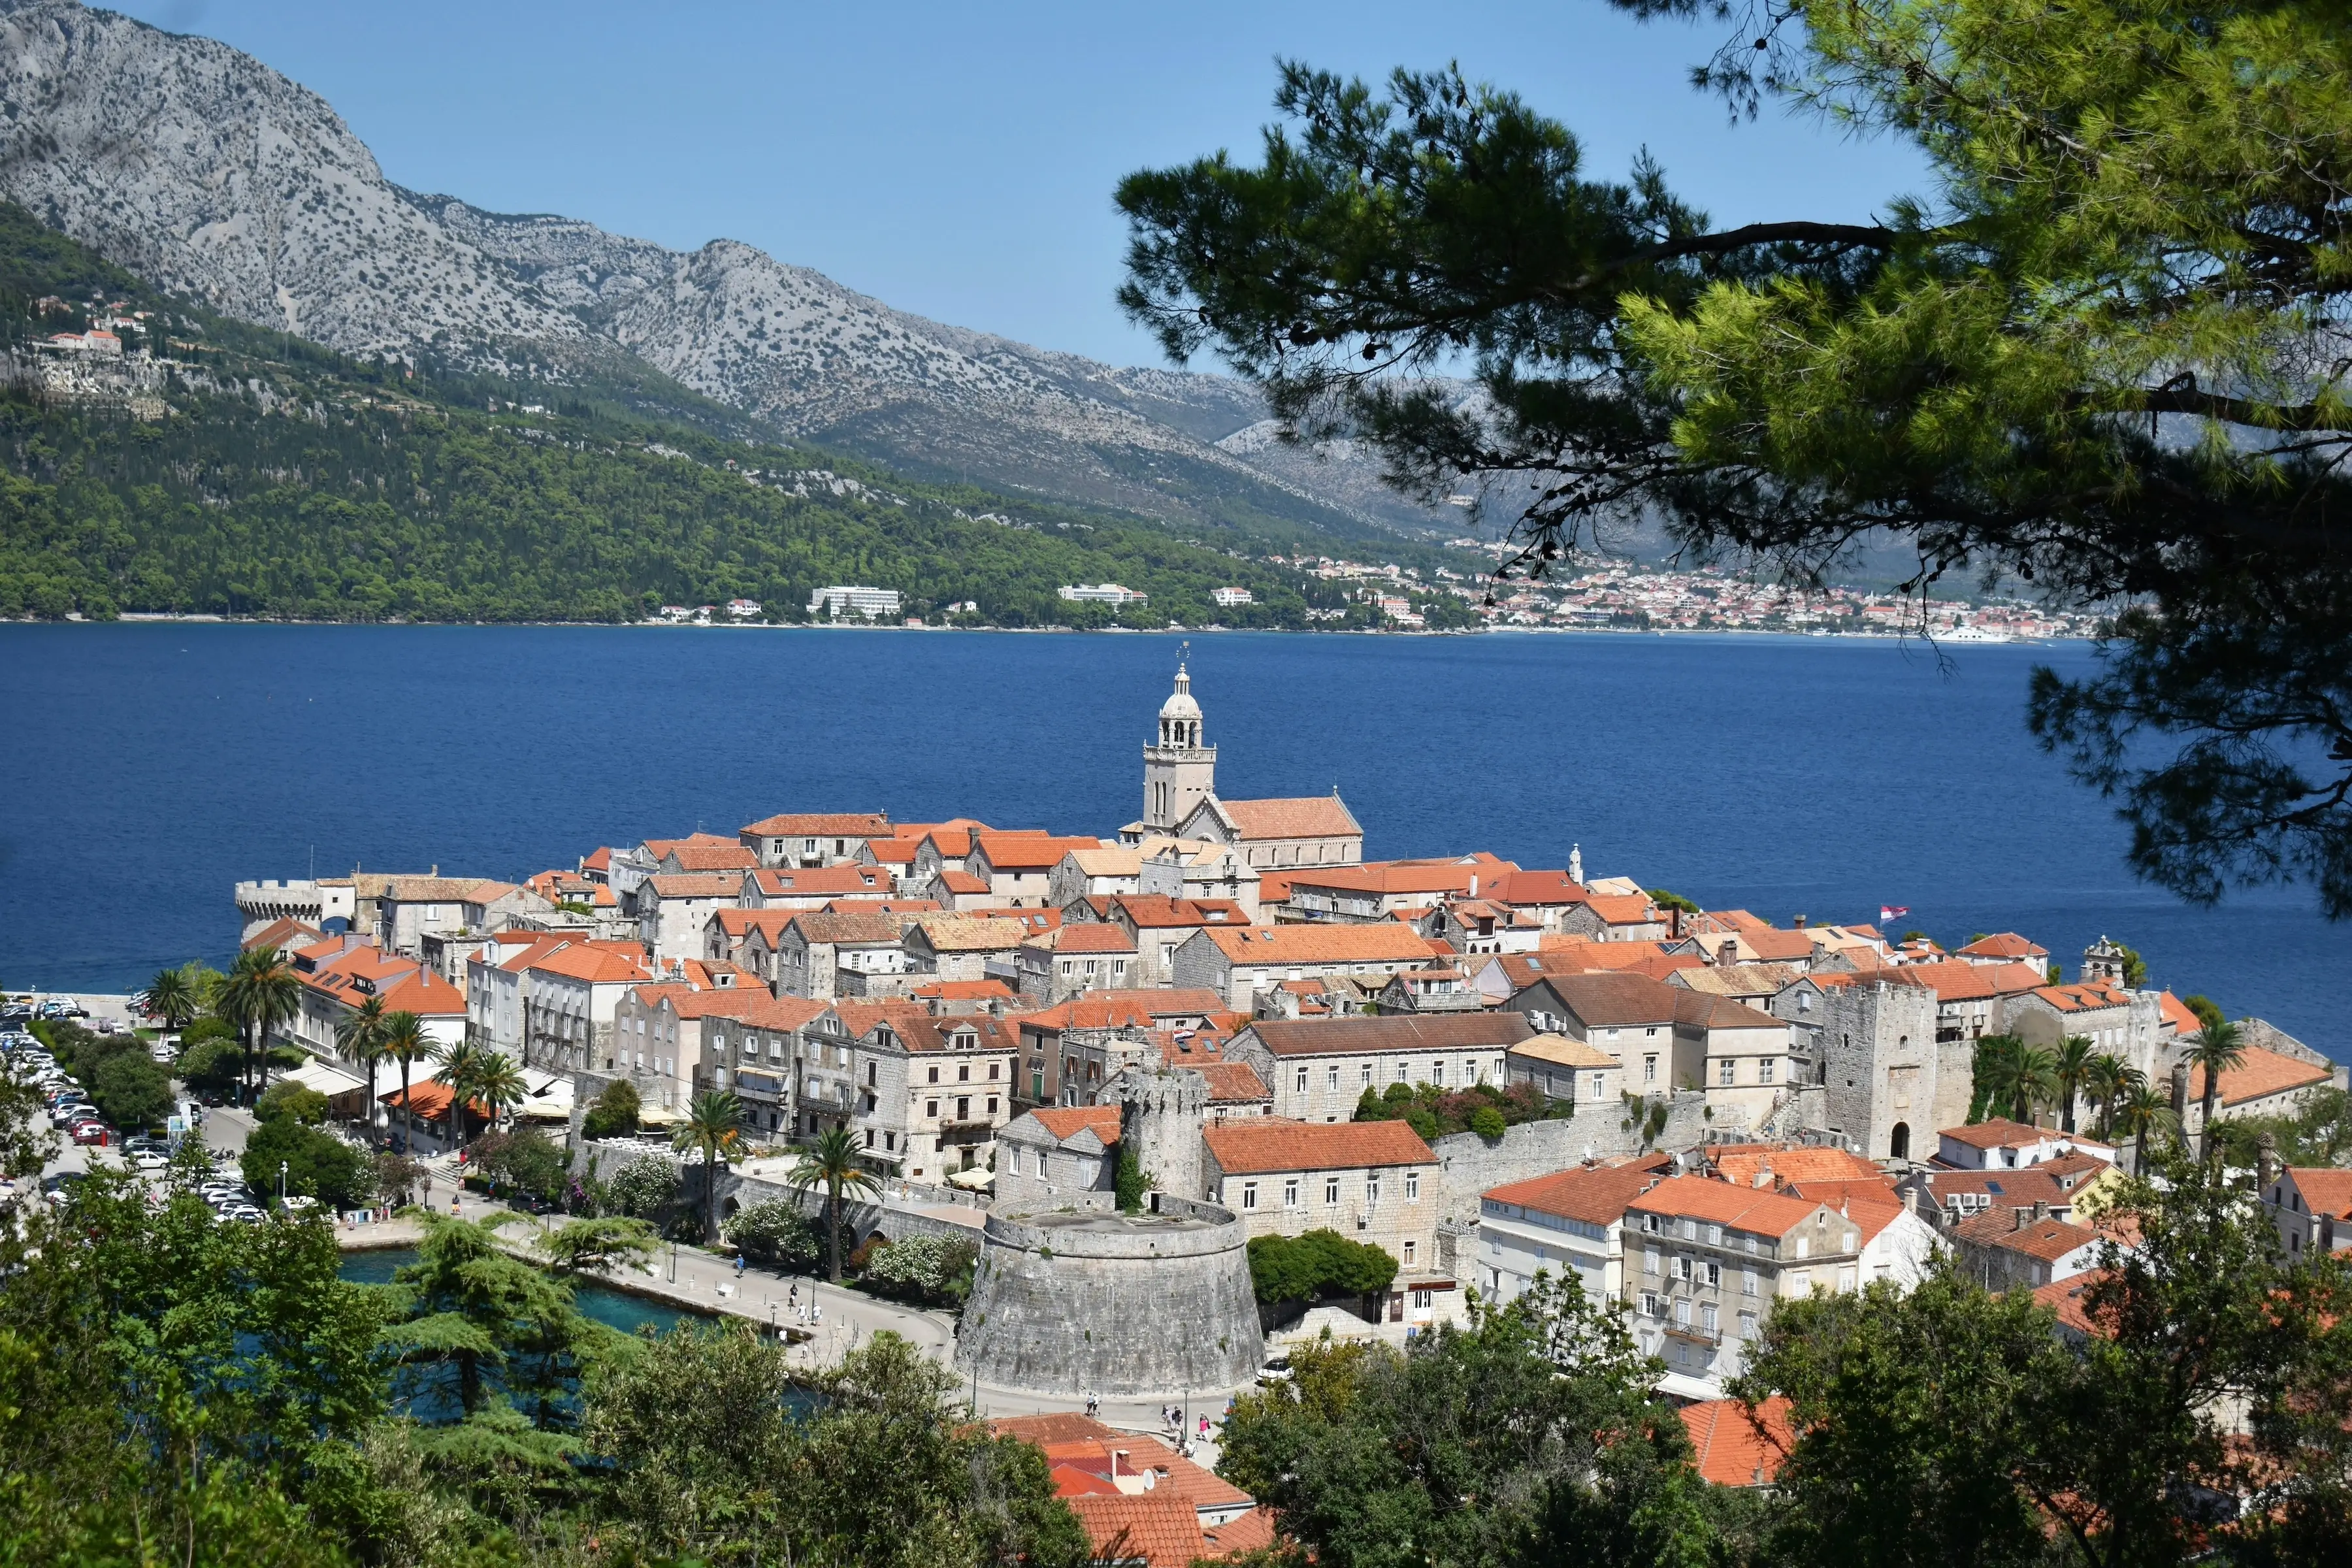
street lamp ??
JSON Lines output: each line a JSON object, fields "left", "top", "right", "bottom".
{"left": 278, "top": 1160, "right": 288, "bottom": 1207}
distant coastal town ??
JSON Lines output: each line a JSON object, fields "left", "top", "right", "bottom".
{"left": 656, "top": 549, "right": 2106, "bottom": 639}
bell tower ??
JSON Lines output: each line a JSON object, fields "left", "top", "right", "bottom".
{"left": 1143, "top": 650, "right": 1217, "bottom": 832}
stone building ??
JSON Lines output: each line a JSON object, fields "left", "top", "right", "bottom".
{"left": 1174, "top": 922, "right": 1437, "bottom": 1014}
{"left": 1201, "top": 1117, "right": 1443, "bottom": 1278}
{"left": 737, "top": 811, "right": 896, "bottom": 868}
{"left": 996, "top": 1103, "right": 1122, "bottom": 1209}
{"left": 773, "top": 911, "right": 906, "bottom": 999}
{"left": 1801, "top": 972, "right": 1963, "bottom": 1163}
{"left": 845, "top": 1010, "right": 1019, "bottom": 1181}
{"left": 1223, "top": 1013, "right": 1533, "bottom": 1123}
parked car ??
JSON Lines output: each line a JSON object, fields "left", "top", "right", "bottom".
{"left": 217, "top": 1204, "right": 265, "bottom": 1224}
{"left": 1256, "top": 1356, "right": 1294, "bottom": 1386}
{"left": 128, "top": 1150, "right": 169, "bottom": 1172}
{"left": 70, "top": 1122, "right": 111, "bottom": 1145}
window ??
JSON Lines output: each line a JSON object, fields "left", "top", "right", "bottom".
{"left": 1294, "top": 1066, "right": 1309, "bottom": 1094}
{"left": 863, "top": 1129, "right": 875, "bottom": 1149}
{"left": 1405, "top": 1171, "right": 1420, "bottom": 1201}
{"left": 1366, "top": 1173, "right": 1381, "bottom": 1205}
{"left": 1325, "top": 1177, "right": 1341, "bottom": 1206}
{"left": 1327, "top": 1065, "right": 1339, "bottom": 1090}
{"left": 1674, "top": 1256, "right": 1693, "bottom": 1282}
{"left": 958, "top": 1064, "right": 970, "bottom": 1082}
{"left": 1643, "top": 1249, "right": 1659, "bottom": 1277}
{"left": 1242, "top": 1181, "right": 1258, "bottom": 1210}
{"left": 1394, "top": 1062, "right": 1409, "bottom": 1083}
{"left": 1758, "top": 1058, "right": 1775, "bottom": 1085}
{"left": 928, "top": 1066, "right": 939, "bottom": 1084}
{"left": 1705, "top": 1262, "right": 1721, "bottom": 1288}
{"left": 1794, "top": 1235, "right": 1810, "bottom": 1260}
{"left": 987, "top": 1096, "right": 997, "bottom": 1113}
{"left": 1643, "top": 1054, "right": 1658, "bottom": 1083}
{"left": 1402, "top": 1240, "right": 1417, "bottom": 1266}
{"left": 1742, "top": 1267, "right": 1757, "bottom": 1296}
{"left": 1640, "top": 1292, "right": 1661, "bottom": 1318}
{"left": 1430, "top": 1062, "right": 1445, "bottom": 1086}
{"left": 1739, "top": 1310, "right": 1757, "bottom": 1339}
{"left": 987, "top": 1062, "right": 998, "bottom": 1080}
{"left": 1703, "top": 1302, "right": 1718, "bottom": 1333}
{"left": 1718, "top": 1058, "right": 1737, "bottom": 1086}
{"left": 1674, "top": 1299, "right": 1691, "bottom": 1328}
{"left": 1284, "top": 1179, "right": 1299, "bottom": 1209}
{"left": 926, "top": 1100, "right": 938, "bottom": 1118}
{"left": 1788, "top": 1268, "right": 1812, "bottom": 1295}
{"left": 866, "top": 1063, "right": 876, "bottom": 1086}
{"left": 1362, "top": 1064, "right": 1374, "bottom": 1086}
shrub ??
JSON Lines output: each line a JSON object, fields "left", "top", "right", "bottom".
{"left": 1469, "top": 1105, "right": 1507, "bottom": 1141}
{"left": 723, "top": 1198, "right": 821, "bottom": 1270}
{"left": 606, "top": 1154, "right": 681, "bottom": 1221}
{"left": 1114, "top": 1148, "right": 1152, "bottom": 1213}
{"left": 581, "top": 1079, "right": 642, "bottom": 1141}
{"left": 860, "top": 1232, "right": 980, "bottom": 1306}
{"left": 1403, "top": 1107, "right": 1439, "bottom": 1143}
{"left": 1354, "top": 1086, "right": 1397, "bottom": 1121}
{"left": 177, "top": 1017, "right": 237, "bottom": 1053}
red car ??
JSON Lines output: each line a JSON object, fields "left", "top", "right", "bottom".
{"left": 69, "top": 1121, "right": 109, "bottom": 1146}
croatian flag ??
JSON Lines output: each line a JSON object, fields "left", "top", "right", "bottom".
{"left": 1879, "top": 905, "right": 1910, "bottom": 924}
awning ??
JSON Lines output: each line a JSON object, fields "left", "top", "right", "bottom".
{"left": 636, "top": 1103, "right": 683, "bottom": 1126}
{"left": 1654, "top": 1371, "right": 1727, "bottom": 1404}
{"left": 287, "top": 1060, "right": 365, "bottom": 1097}
{"left": 945, "top": 1168, "right": 996, "bottom": 1192}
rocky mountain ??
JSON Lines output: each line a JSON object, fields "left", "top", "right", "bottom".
{"left": 0, "top": 0, "right": 1460, "bottom": 546}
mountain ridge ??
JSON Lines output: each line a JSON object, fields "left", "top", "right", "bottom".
{"left": 0, "top": 0, "right": 1461, "bottom": 546}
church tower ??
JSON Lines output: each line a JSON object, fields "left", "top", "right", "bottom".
{"left": 1143, "top": 655, "right": 1217, "bottom": 832}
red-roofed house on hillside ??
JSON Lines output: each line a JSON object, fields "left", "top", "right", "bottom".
{"left": 698, "top": 994, "right": 831, "bottom": 1135}
{"left": 845, "top": 1009, "right": 1020, "bottom": 1181}
{"left": 1224, "top": 1012, "right": 1534, "bottom": 1123}
{"left": 2010, "top": 978, "right": 2164, "bottom": 1082}
{"left": 1201, "top": 1118, "right": 1450, "bottom": 1321}
{"left": 738, "top": 812, "right": 895, "bottom": 868}
{"left": 1935, "top": 1119, "right": 2119, "bottom": 1171}
{"left": 990, "top": 1414, "right": 1271, "bottom": 1563}
{"left": 739, "top": 864, "right": 896, "bottom": 909}
{"left": 1680, "top": 1397, "right": 1795, "bottom": 1488}
{"left": 1478, "top": 1152, "right": 1674, "bottom": 1307}
{"left": 1622, "top": 1175, "right": 1870, "bottom": 1400}
{"left": 1283, "top": 858, "right": 1521, "bottom": 924}
{"left": 2263, "top": 1168, "right": 2352, "bottom": 1259}
{"left": 632, "top": 872, "right": 747, "bottom": 961}
{"left": 608, "top": 981, "right": 774, "bottom": 1115}
{"left": 970, "top": 833, "right": 1111, "bottom": 908}
{"left": 1955, "top": 931, "right": 2051, "bottom": 970}
{"left": 1950, "top": 1205, "right": 2112, "bottom": 1292}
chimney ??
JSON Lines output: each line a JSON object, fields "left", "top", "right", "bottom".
{"left": 2014, "top": 1207, "right": 2033, "bottom": 1232}
{"left": 1671, "top": 907, "right": 1682, "bottom": 939}
{"left": 1794, "top": 914, "right": 1807, "bottom": 930}
{"left": 1752, "top": 1162, "right": 1773, "bottom": 1190}
{"left": 2031, "top": 1200, "right": 2050, "bottom": 1224}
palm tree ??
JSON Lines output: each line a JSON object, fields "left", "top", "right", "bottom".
{"left": 2183, "top": 1019, "right": 2246, "bottom": 1164}
{"left": 2083, "top": 1054, "right": 2137, "bottom": 1141}
{"left": 2114, "top": 1079, "right": 2179, "bottom": 1173}
{"left": 673, "top": 1090, "right": 746, "bottom": 1246}
{"left": 433, "top": 1040, "right": 489, "bottom": 1148}
{"left": 381, "top": 1010, "right": 434, "bottom": 1156}
{"left": 472, "top": 1051, "right": 529, "bottom": 1139}
{"left": 218, "top": 945, "right": 299, "bottom": 1100}
{"left": 789, "top": 1124, "right": 880, "bottom": 1282}
{"left": 138, "top": 968, "right": 198, "bottom": 1036}
{"left": 335, "top": 995, "right": 389, "bottom": 1143}
{"left": 1980, "top": 1038, "right": 2059, "bottom": 1124}
{"left": 2051, "top": 1036, "right": 2097, "bottom": 1135}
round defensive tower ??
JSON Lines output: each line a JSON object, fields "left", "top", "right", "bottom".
{"left": 955, "top": 1198, "right": 1263, "bottom": 1397}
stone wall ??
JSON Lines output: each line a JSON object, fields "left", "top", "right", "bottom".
{"left": 956, "top": 1197, "right": 1262, "bottom": 1397}
{"left": 1426, "top": 1090, "right": 1727, "bottom": 1225}
{"left": 570, "top": 1139, "right": 983, "bottom": 1249}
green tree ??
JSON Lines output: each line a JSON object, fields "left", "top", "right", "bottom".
{"left": 137, "top": 966, "right": 198, "bottom": 1034}
{"left": 580, "top": 1077, "right": 641, "bottom": 1141}
{"left": 333, "top": 992, "right": 389, "bottom": 1144}
{"left": 467, "top": 1126, "right": 568, "bottom": 1201}
{"left": 241, "top": 1114, "right": 372, "bottom": 1211}
{"left": 2114, "top": 1079, "right": 2180, "bottom": 1173}
{"left": 1247, "top": 1229, "right": 1401, "bottom": 1305}
{"left": 379, "top": 1010, "right": 434, "bottom": 1155}
{"left": 1116, "top": 4, "right": 2352, "bottom": 917}
{"left": 789, "top": 1125, "right": 881, "bottom": 1283}
{"left": 429, "top": 1038, "right": 488, "bottom": 1147}
{"left": 672, "top": 1088, "right": 745, "bottom": 1245}
{"left": 1113, "top": 1145, "right": 1152, "bottom": 1213}
{"left": 722, "top": 1198, "right": 823, "bottom": 1271}
{"left": 606, "top": 1153, "right": 685, "bottom": 1226}
{"left": 174, "top": 1036, "right": 245, "bottom": 1101}
{"left": 254, "top": 1079, "right": 330, "bottom": 1125}
{"left": 2082, "top": 1053, "right": 2139, "bottom": 1143}
{"left": 2181, "top": 993, "right": 2227, "bottom": 1039}
{"left": 216, "top": 945, "right": 299, "bottom": 1100}
{"left": 536, "top": 1215, "right": 659, "bottom": 1277}
{"left": 2051, "top": 1035, "right": 2097, "bottom": 1137}
{"left": 376, "top": 1211, "right": 605, "bottom": 1425}
{"left": 2182, "top": 1018, "right": 2247, "bottom": 1165}
{"left": 88, "top": 1049, "right": 173, "bottom": 1130}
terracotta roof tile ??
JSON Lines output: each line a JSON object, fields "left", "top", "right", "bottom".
{"left": 1484, "top": 1152, "right": 1673, "bottom": 1224}
{"left": 1680, "top": 1396, "right": 1794, "bottom": 1488}
{"left": 644, "top": 872, "right": 745, "bottom": 898}
{"left": 1952, "top": 1208, "right": 2101, "bottom": 1263}
{"left": 1958, "top": 932, "right": 2050, "bottom": 960}
{"left": 1030, "top": 1105, "right": 1122, "bottom": 1144}
{"left": 665, "top": 844, "right": 760, "bottom": 872}
{"left": 739, "top": 812, "right": 892, "bottom": 838}
{"left": 1624, "top": 1175, "right": 1833, "bottom": 1239}
{"left": 2191, "top": 1045, "right": 2332, "bottom": 1109}
{"left": 1202, "top": 923, "right": 1441, "bottom": 966}
{"left": 1217, "top": 795, "right": 1362, "bottom": 841}
{"left": 1515, "top": 971, "right": 1680, "bottom": 1026}
{"left": 2286, "top": 1168, "right": 2352, "bottom": 1220}
{"left": 1938, "top": 1117, "right": 2051, "bottom": 1150}
{"left": 785, "top": 912, "right": 906, "bottom": 945}
{"left": 1705, "top": 1144, "right": 1887, "bottom": 1187}
{"left": 1062, "top": 1495, "right": 1209, "bottom": 1567}
{"left": 1201, "top": 1117, "right": 1435, "bottom": 1175}
{"left": 748, "top": 865, "right": 892, "bottom": 896}
{"left": 1242, "top": 1013, "right": 1532, "bottom": 1056}
{"left": 1197, "top": 1061, "right": 1270, "bottom": 1103}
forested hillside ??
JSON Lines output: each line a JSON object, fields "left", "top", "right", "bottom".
{"left": 0, "top": 203, "right": 1471, "bottom": 627}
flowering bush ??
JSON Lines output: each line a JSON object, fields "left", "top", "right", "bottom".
{"left": 606, "top": 1154, "right": 682, "bottom": 1221}
{"left": 857, "top": 1232, "right": 979, "bottom": 1307}
{"left": 723, "top": 1198, "right": 821, "bottom": 1270}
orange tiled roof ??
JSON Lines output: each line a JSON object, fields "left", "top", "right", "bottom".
{"left": 1201, "top": 1117, "right": 1435, "bottom": 1175}
{"left": 1030, "top": 1105, "right": 1122, "bottom": 1145}
{"left": 749, "top": 865, "right": 892, "bottom": 896}
{"left": 525, "top": 945, "right": 654, "bottom": 985}
{"left": 1584, "top": 892, "right": 1660, "bottom": 925}
{"left": 1111, "top": 895, "right": 1252, "bottom": 928}
{"left": 975, "top": 832, "right": 1105, "bottom": 871}
{"left": 2191, "top": 1045, "right": 2332, "bottom": 1109}
{"left": 1201, "top": 923, "right": 1435, "bottom": 965}
{"left": 1959, "top": 932, "right": 2050, "bottom": 960}
{"left": 1030, "top": 923, "right": 1138, "bottom": 954}
{"left": 2034, "top": 1268, "right": 2118, "bottom": 1337}
{"left": 1243, "top": 1013, "right": 1532, "bottom": 1056}
{"left": 1484, "top": 1152, "right": 1673, "bottom": 1225}
{"left": 644, "top": 872, "right": 745, "bottom": 898}
{"left": 1218, "top": 795, "right": 1361, "bottom": 841}
{"left": 1938, "top": 1116, "right": 2051, "bottom": 1150}
{"left": 1952, "top": 1208, "right": 2101, "bottom": 1263}
{"left": 2287, "top": 1168, "right": 2352, "bottom": 1220}
{"left": 665, "top": 843, "right": 760, "bottom": 872}
{"left": 739, "top": 811, "right": 892, "bottom": 838}
{"left": 2031, "top": 979, "right": 2136, "bottom": 1013}
{"left": 1705, "top": 1144, "right": 1888, "bottom": 1187}
{"left": 1486, "top": 869, "right": 1591, "bottom": 907}
{"left": 1062, "top": 1495, "right": 1209, "bottom": 1567}
{"left": 1624, "top": 1175, "right": 1831, "bottom": 1239}
{"left": 1680, "top": 1396, "right": 1794, "bottom": 1488}
{"left": 374, "top": 969, "right": 466, "bottom": 1017}
{"left": 1197, "top": 1060, "right": 1270, "bottom": 1103}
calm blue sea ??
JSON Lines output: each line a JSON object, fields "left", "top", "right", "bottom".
{"left": 1, "top": 624, "right": 2341, "bottom": 1058}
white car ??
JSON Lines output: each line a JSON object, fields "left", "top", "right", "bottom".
{"left": 128, "top": 1151, "right": 169, "bottom": 1172}
{"left": 217, "top": 1203, "right": 265, "bottom": 1224}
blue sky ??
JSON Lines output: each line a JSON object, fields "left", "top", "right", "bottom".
{"left": 117, "top": 0, "right": 1929, "bottom": 366}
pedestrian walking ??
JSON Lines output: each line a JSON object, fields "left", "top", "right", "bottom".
{"left": 735, "top": 1253, "right": 745, "bottom": 1280}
